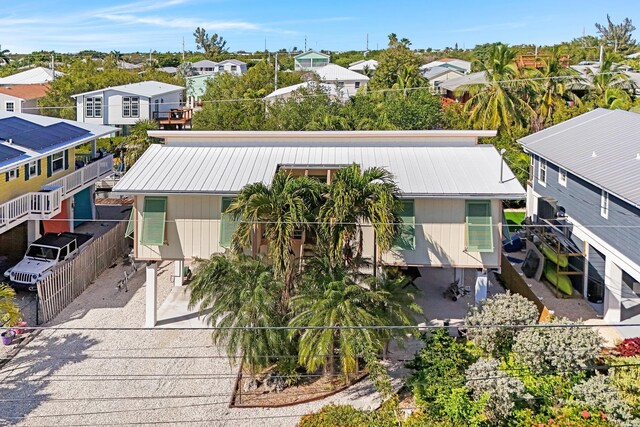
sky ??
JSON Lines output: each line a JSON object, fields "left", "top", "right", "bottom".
{"left": 1, "top": 0, "right": 638, "bottom": 54}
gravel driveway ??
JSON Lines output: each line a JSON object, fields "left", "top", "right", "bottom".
{"left": 0, "top": 258, "right": 391, "bottom": 426}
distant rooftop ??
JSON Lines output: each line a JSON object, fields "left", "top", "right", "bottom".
{"left": 71, "top": 81, "right": 184, "bottom": 98}
{"left": 316, "top": 63, "right": 370, "bottom": 82}
{"left": 0, "top": 84, "right": 50, "bottom": 100}
{"left": 0, "top": 67, "right": 63, "bottom": 85}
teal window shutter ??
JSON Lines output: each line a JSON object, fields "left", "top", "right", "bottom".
{"left": 465, "top": 200, "right": 493, "bottom": 252}
{"left": 24, "top": 164, "right": 30, "bottom": 181}
{"left": 140, "top": 197, "right": 167, "bottom": 246}
{"left": 47, "top": 156, "right": 52, "bottom": 177}
{"left": 64, "top": 150, "right": 69, "bottom": 170}
{"left": 219, "top": 197, "right": 238, "bottom": 248}
{"left": 394, "top": 199, "right": 416, "bottom": 250}
{"left": 37, "top": 159, "right": 42, "bottom": 176}
{"left": 125, "top": 208, "right": 135, "bottom": 238}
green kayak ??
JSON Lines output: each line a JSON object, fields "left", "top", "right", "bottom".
{"left": 543, "top": 262, "right": 573, "bottom": 295}
{"left": 541, "top": 241, "right": 569, "bottom": 268}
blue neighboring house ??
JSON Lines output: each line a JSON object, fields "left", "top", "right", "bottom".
{"left": 519, "top": 108, "right": 640, "bottom": 329}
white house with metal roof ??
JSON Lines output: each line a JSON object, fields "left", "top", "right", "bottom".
{"left": 264, "top": 81, "right": 350, "bottom": 102}
{"left": 72, "top": 81, "right": 184, "bottom": 131}
{"left": 315, "top": 64, "right": 369, "bottom": 96}
{"left": 348, "top": 59, "right": 378, "bottom": 74}
{"left": 0, "top": 112, "right": 117, "bottom": 264}
{"left": 294, "top": 50, "right": 330, "bottom": 71}
{"left": 0, "top": 67, "right": 64, "bottom": 86}
{"left": 112, "top": 129, "right": 525, "bottom": 327}
{"left": 520, "top": 108, "right": 640, "bottom": 329}
{"left": 190, "top": 59, "right": 247, "bottom": 76}
{"left": 421, "top": 58, "right": 472, "bottom": 74}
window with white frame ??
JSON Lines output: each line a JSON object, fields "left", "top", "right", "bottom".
{"left": 93, "top": 97, "right": 102, "bottom": 117}
{"left": 28, "top": 161, "right": 37, "bottom": 177}
{"left": 231, "top": 65, "right": 237, "bottom": 72}
{"left": 5, "top": 102, "right": 14, "bottom": 112}
{"left": 218, "top": 65, "right": 224, "bottom": 72}
{"left": 122, "top": 97, "right": 140, "bottom": 118}
{"left": 51, "top": 151, "right": 65, "bottom": 173}
{"left": 538, "top": 159, "right": 547, "bottom": 186}
{"left": 85, "top": 97, "right": 102, "bottom": 118}
{"left": 600, "top": 190, "right": 609, "bottom": 219}
{"left": 6, "top": 167, "right": 18, "bottom": 181}
{"left": 355, "top": 81, "right": 361, "bottom": 89}
{"left": 558, "top": 167, "right": 567, "bottom": 187}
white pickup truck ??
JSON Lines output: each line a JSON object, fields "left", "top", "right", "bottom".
{"left": 4, "top": 232, "right": 93, "bottom": 291}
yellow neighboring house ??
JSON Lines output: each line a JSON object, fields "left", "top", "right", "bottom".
{"left": 0, "top": 112, "right": 117, "bottom": 264}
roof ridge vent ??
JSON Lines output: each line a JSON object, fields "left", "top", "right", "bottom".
{"left": 637, "top": 153, "right": 640, "bottom": 160}
{"left": 592, "top": 151, "right": 597, "bottom": 158}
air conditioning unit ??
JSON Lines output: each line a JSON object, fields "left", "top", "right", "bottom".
{"left": 537, "top": 197, "right": 558, "bottom": 220}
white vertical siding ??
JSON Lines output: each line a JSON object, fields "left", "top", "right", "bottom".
{"left": 368, "top": 198, "right": 502, "bottom": 268}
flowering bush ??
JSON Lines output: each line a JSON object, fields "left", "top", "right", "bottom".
{"left": 615, "top": 338, "right": 640, "bottom": 357}
{"left": 572, "top": 374, "right": 637, "bottom": 426}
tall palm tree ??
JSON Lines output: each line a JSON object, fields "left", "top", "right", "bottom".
{"left": 188, "top": 253, "right": 285, "bottom": 375}
{"left": 461, "top": 45, "right": 534, "bottom": 135}
{"left": 0, "top": 284, "right": 21, "bottom": 327}
{"left": 289, "top": 256, "right": 421, "bottom": 383}
{"left": 226, "top": 172, "right": 325, "bottom": 298}
{"left": 528, "top": 49, "right": 583, "bottom": 130}
{"left": 392, "top": 64, "right": 426, "bottom": 95}
{"left": 587, "top": 55, "right": 636, "bottom": 100}
{"left": 319, "top": 163, "right": 401, "bottom": 265}
{"left": 121, "top": 119, "right": 160, "bottom": 170}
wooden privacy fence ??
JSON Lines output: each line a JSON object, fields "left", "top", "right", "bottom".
{"left": 37, "top": 221, "right": 129, "bottom": 324}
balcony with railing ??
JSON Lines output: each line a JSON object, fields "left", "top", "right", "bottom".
{"left": 0, "top": 154, "right": 113, "bottom": 232}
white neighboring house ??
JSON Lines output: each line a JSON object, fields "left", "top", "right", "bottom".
{"left": 421, "top": 58, "right": 472, "bottom": 74}
{"left": 191, "top": 60, "right": 218, "bottom": 75}
{"left": 348, "top": 59, "right": 379, "bottom": 74}
{"left": 264, "top": 81, "right": 350, "bottom": 102}
{"left": 422, "top": 66, "right": 464, "bottom": 94}
{"left": 72, "top": 81, "right": 185, "bottom": 131}
{"left": 315, "top": 64, "right": 369, "bottom": 97}
{"left": 0, "top": 84, "right": 49, "bottom": 115}
{"left": 0, "top": 67, "right": 63, "bottom": 86}
{"left": 190, "top": 59, "right": 247, "bottom": 76}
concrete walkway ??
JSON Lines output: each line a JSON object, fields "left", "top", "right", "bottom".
{"left": 0, "top": 260, "right": 396, "bottom": 426}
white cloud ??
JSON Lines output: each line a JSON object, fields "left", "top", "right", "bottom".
{"left": 97, "top": 13, "right": 261, "bottom": 31}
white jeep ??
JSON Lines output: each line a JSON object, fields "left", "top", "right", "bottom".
{"left": 4, "top": 232, "right": 93, "bottom": 291}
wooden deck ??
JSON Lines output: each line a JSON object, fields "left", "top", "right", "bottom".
{"left": 155, "top": 108, "right": 192, "bottom": 129}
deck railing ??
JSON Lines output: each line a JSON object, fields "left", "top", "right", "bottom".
{"left": 0, "top": 154, "right": 113, "bottom": 232}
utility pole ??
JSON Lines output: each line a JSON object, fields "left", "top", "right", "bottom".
{"left": 366, "top": 33, "right": 369, "bottom": 51}
{"left": 182, "top": 37, "right": 185, "bottom": 61}
{"left": 599, "top": 45, "right": 604, "bottom": 66}
{"left": 274, "top": 53, "right": 278, "bottom": 90}
{"left": 50, "top": 53, "right": 55, "bottom": 78}
{"left": 304, "top": 35, "right": 307, "bottom": 52}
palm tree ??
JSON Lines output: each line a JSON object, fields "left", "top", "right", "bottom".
{"left": 188, "top": 253, "right": 285, "bottom": 375}
{"left": 587, "top": 55, "right": 636, "bottom": 100}
{"left": 226, "top": 172, "right": 325, "bottom": 299}
{"left": 0, "top": 284, "right": 21, "bottom": 327}
{"left": 289, "top": 256, "right": 421, "bottom": 383}
{"left": 0, "top": 46, "right": 10, "bottom": 66}
{"left": 121, "top": 119, "right": 159, "bottom": 169}
{"left": 528, "top": 49, "right": 583, "bottom": 130}
{"left": 318, "top": 163, "right": 401, "bottom": 265}
{"left": 461, "top": 44, "right": 534, "bottom": 135}
{"left": 392, "top": 64, "right": 426, "bottom": 95}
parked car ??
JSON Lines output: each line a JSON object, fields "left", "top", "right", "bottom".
{"left": 4, "top": 233, "right": 93, "bottom": 291}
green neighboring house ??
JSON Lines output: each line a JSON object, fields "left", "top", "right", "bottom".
{"left": 294, "top": 50, "right": 330, "bottom": 71}
{"left": 186, "top": 75, "right": 213, "bottom": 106}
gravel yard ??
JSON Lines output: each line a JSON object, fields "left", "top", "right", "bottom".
{"left": 0, "top": 257, "right": 395, "bottom": 426}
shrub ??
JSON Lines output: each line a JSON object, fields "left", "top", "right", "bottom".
{"left": 512, "top": 317, "right": 602, "bottom": 375}
{"left": 466, "top": 358, "right": 531, "bottom": 424}
{"left": 608, "top": 356, "right": 640, "bottom": 417}
{"left": 406, "top": 329, "right": 476, "bottom": 416}
{"left": 572, "top": 374, "right": 637, "bottom": 426}
{"left": 615, "top": 338, "right": 640, "bottom": 357}
{"left": 297, "top": 404, "right": 396, "bottom": 427}
{"left": 465, "top": 292, "right": 539, "bottom": 356}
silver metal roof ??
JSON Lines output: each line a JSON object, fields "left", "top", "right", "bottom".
{"left": 114, "top": 140, "right": 524, "bottom": 199}
{"left": 519, "top": 108, "right": 640, "bottom": 207}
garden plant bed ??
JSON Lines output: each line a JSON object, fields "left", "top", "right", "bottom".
{"left": 231, "top": 368, "right": 368, "bottom": 408}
